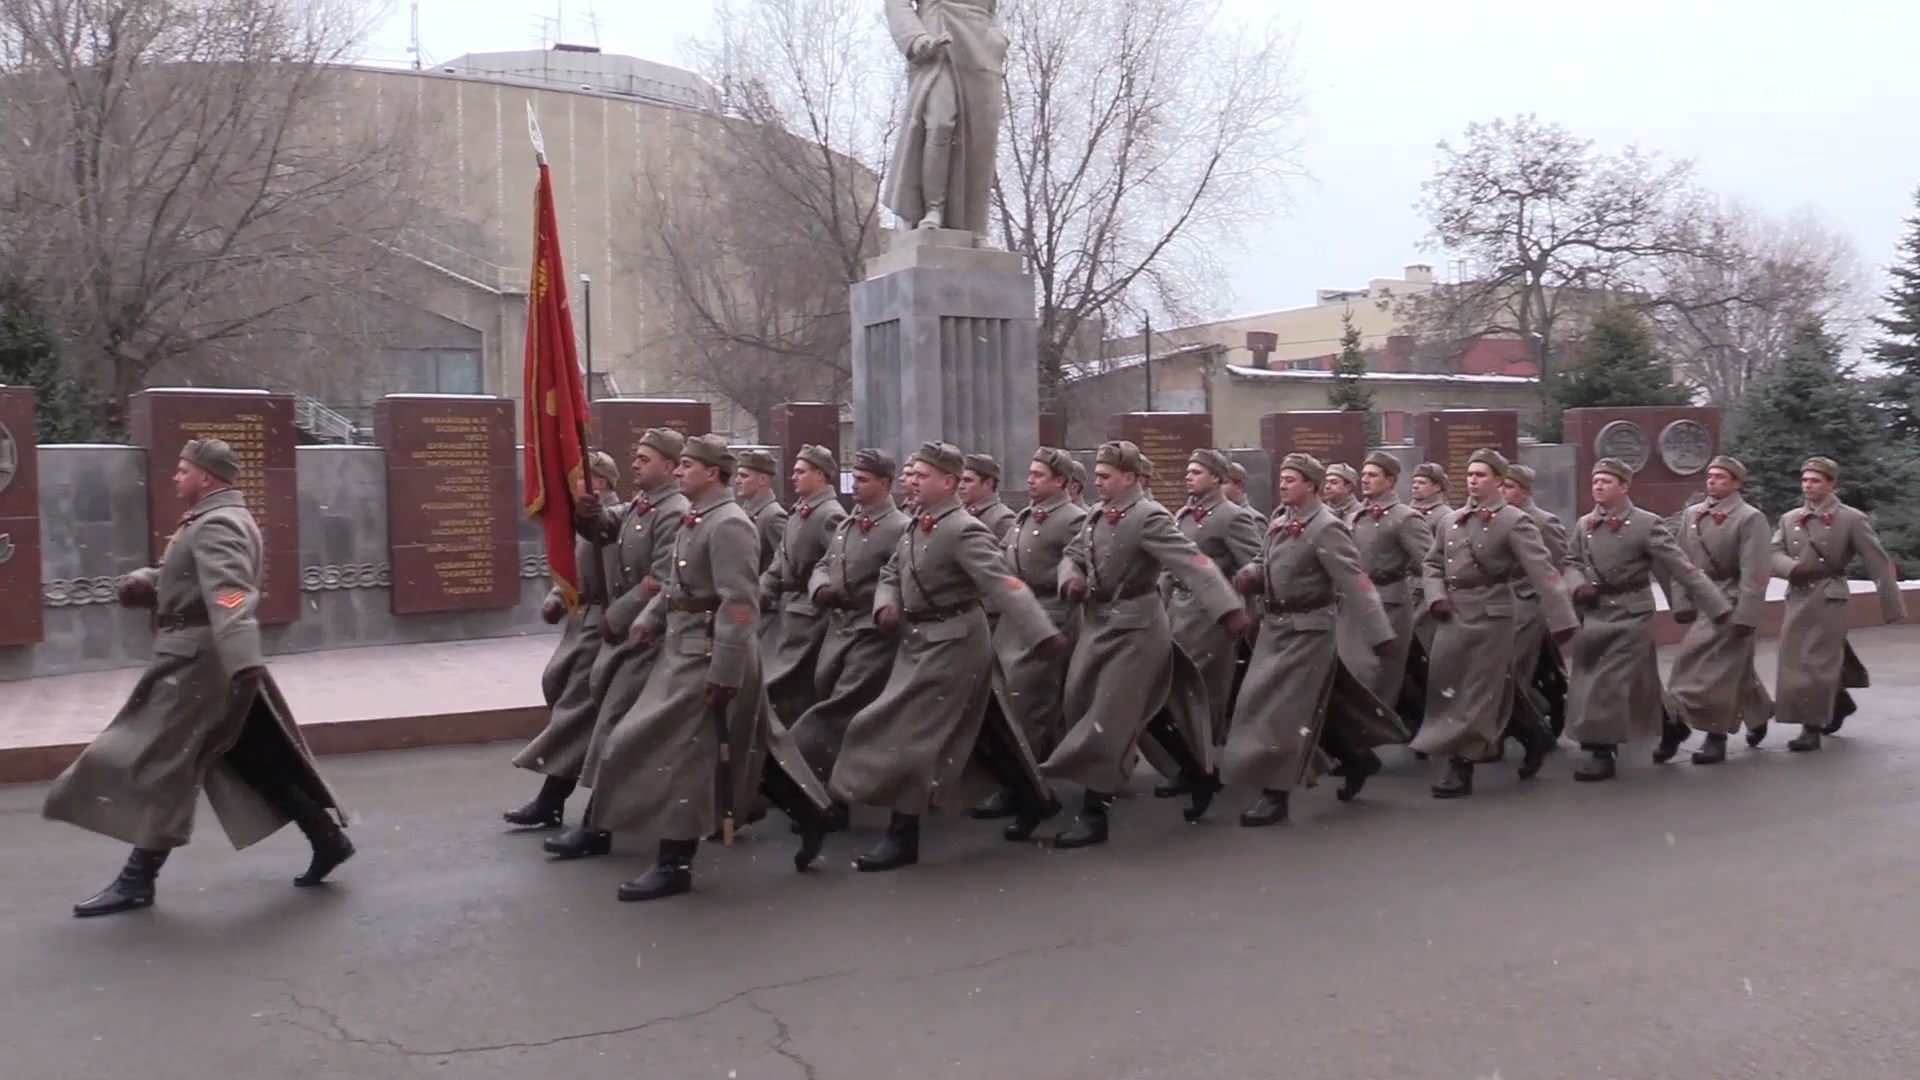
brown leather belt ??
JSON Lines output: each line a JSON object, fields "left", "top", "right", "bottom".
{"left": 825, "top": 592, "right": 876, "bottom": 612}
{"left": 1594, "top": 577, "right": 1651, "bottom": 596}
{"left": 904, "top": 600, "right": 980, "bottom": 623}
{"left": 155, "top": 611, "right": 210, "bottom": 631}
{"left": 1088, "top": 580, "right": 1158, "bottom": 603}
{"left": 1025, "top": 582, "right": 1058, "bottom": 598}
{"left": 668, "top": 595, "right": 723, "bottom": 613}
{"left": 1368, "top": 570, "right": 1411, "bottom": 586}
{"left": 1267, "top": 594, "right": 1334, "bottom": 614}
{"left": 1446, "top": 573, "right": 1519, "bottom": 591}
{"left": 1706, "top": 570, "right": 1739, "bottom": 583}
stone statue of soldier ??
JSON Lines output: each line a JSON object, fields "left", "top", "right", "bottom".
{"left": 881, "top": 0, "right": 1008, "bottom": 233}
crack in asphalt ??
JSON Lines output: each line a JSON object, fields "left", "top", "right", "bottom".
{"left": 747, "top": 997, "right": 822, "bottom": 1080}
{"left": 270, "top": 968, "right": 856, "bottom": 1059}
{"left": 907, "top": 935, "right": 1090, "bottom": 981}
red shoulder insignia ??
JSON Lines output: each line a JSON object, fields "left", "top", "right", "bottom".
{"left": 1002, "top": 575, "right": 1026, "bottom": 591}
{"left": 1356, "top": 575, "right": 1375, "bottom": 592}
{"left": 1193, "top": 554, "right": 1211, "bottom": 567}
{"left": 216, "top": 591, "right": 247, "bottom": 610}
{"left": 729, "top": 603, "right": 754, "bottom": 625}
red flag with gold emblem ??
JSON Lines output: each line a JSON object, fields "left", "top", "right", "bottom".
{"left": 521, "top": 152, "right": 591, "bottom": 611}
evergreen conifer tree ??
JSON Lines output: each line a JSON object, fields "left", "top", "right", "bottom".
{"left": 0, "top": 279, "right": 99, "bottom": 442}
{"left": 1870, "top": 184, "right": 1920, "bottom": 442}
{"left": 1326, "top": 309, "right": 1381, "bottom": 442}
{"left": 1540, "top": 305, "right": 1689, "bottom": 440}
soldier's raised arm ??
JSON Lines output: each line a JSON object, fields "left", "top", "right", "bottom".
{"left": 956, "top": 524, "right": 1057, "bottom": 649}
{"left": 1139, "top": 509, "right": 1239, "bottom": 621}
{"left": 1318, "top": 524, "right": 1393, "bottom": 649}
{"left": 1420, "top": 518, "right": 1449, "bottom": 614}
{"left": 1397, "top": 507, "right": 1436, "bottom": 613}
{"left": 1058, "top": 518, "right": 1092, "bottom": 593}
{"left": 1849, "top": 512, "right": 1908, "bottom": 623}
{"left": 1731, "top": 513, "right": 1773, "bottom": 628}
{"left": 1510, "top": 513, "right": 1578, "bottom": 635}
{"left": 873, "top": 538, "right": 906, "bottom": 617}
{"left": 1650, "top": 517, "right": 1730, "bottom": 621}
{"left": 1562, "top": 519, "right": 1593, "bottom": 594}
{"left": 1769, "top": 517, "right": 1799, "bottom": 579}
{"left": 1222, "top": 502, "right": 1264, "bottom": 572}
{"left": 191, "top": 517, "right": 265, "bottom": 677}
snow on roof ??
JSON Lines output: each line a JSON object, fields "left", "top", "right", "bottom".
{"left": 1224, "top": 364, "right": 1537, "bottom": 386}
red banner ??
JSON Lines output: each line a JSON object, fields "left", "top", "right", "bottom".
{"left": 522, "top": 159, "right": 591, "bottom": 611}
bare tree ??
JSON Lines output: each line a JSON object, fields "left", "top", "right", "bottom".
{"left": 0, "top": 0, "right": 443, "bottom": 429}
{"left": 1401, "top": 114, "right": 1706, "bottom": 383}
{"left": 634, "top": 0, "right": 893, "bottom": 436}
{"left": 1644, "top": 201, "right": 1865, "bottom": 413}
{"left": 993, "top": 0, "right": 1303, "bottom": 408}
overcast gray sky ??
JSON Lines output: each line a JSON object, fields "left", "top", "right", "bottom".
{"left": 366, "top": 0, "right": 1920, "bottom": 328}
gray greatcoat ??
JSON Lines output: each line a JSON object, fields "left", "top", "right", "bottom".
{"left": 743, "top": 488, "right": 787, "bottom": 576}
{"left": 759, "top": 487, "right": 848, "bottom": 723}
{"left": 1410, "top": 496, "right": 1578, "bottom": 761}
{"left": 789, "top": 499, "right": 912, "bottom": 778}
{"left": 1167, "top": 491, "right": 1263, "bottom": 745}
{"left": 1041, "top": 485, "right": 1241, "bottom": 793}
{"left": 1663, "top": 494, "right": 1775, "bottom": 736}
{"left": 1408, "top": 493, "right": 1451, "bottom": 650}
{"left": 830, "top": 495, "right": 1059, "bottom": 815}
{"left": 1509, "top": 496, "right": 1571, "bottom": 720}
{"left": 578, "top": 481, "right": 687, "bottom": 789}
{"left": 1340, "top": 493, "right": 1432, "bottom": 707}
{"left": 514, "top": 530, "right": 622, "bottom": 779}
{"left": 969, "top": 494, "right": 1017, "bottom": 543}
{"left": 992, "top": 492, "right": 1086, "bottom": 757}
{"left": 44, "top": 489, "right": 342, "bottom": 850}
{"left": 1770, "top": 497, "right": 1906, "bottom": 729}
{"left": 1223, "top": 500, "right": 1400, "bottom": 792}
{"left": 592, "top": 487, "right": 830, "bottom": 839}
{"left": 1563, "top": 502, "right": 1730, "bottom": 746}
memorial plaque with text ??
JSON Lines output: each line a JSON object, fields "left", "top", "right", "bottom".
{"left": 127, "top": 389, "right": 300, "bottom": 625}
{"left": 591, "top": 399, "right": 712, "bottom": 500}
{"left": 1419, "top": 410, "right": 1519, "bottom": 507}
{"left": 375, "top": 395, "right": 519, "bottom": 615}
{"left": 770, "top": 402, "right": 841, "bottom": 504}
{"left": 1106, "top": 412, "right": 1213, "bottom": 510}
{"left": 1563, "top": 406, "right": 1721, "bottom": 516}
{"left": 1260, "top": 411, "right": 1368, "bottom": 475}
{"left": 0, "top": 387, "right": 44, "bottom": 646}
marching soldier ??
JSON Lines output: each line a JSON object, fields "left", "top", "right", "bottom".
{"left": 1563, "top": 458, "right": 1731, "bottom": 781}
{"left": 1224, "top": 461, "right": 1252, "bottom": 510}
{"left": 1412, "top": 449, "right": 1575, "bottom": 797}
{"left": 1770, "top": 456, "right": 1906, "bottom": 751}
{"left": 1341, "top": 451, "right": 1432, "bottom": 710}
{"left": 1220, "top": 458, "right": 1261, "bottom": 722}
{"left": 542, "top": 428, "right": 688, "bottom": 860}
{"left": 759, "top": 444, "right": 847, "bottom": 724}
{"left": 1225, "top": 453, "right": 1400, "bottom": 826}
{"left": 1169, "top": 448, "right": 1262, "bottom": 748}
{"left": 593, "top": 435, "right": 835, "bottom": 901}
{"left": 46, "top": 439, "right": 352, "bottom": 917}
{"left": 1500, "top": 464, "right": 1572, "bottom": 741}
{"left": 1408, "top": 462, "right": 1450, "bottom": 518}
{"left": 504, "top": 451, "right": 623, "bottom": 829}
{"left": 961, "top": 453, "right": 1017, "bottom": 540}
{"left": 1068, "top": 459, "right": 1090, "bottom": 507}
{"left": 1043, "top": 440, "right": 1251, "bottom": 848}
{"left": 974, "top": 448, "right": 1087, "bottom": 822}
{"left": 1661, "top": 455, "right": 1773, "bottom": 763}
{"left": 1322, "top": 462, "right": 1361, "bottom": 523}
{"left": 830, "top": 443, "right": 1070, "bottom": 871}
{"left": 1401, "top": 460, "right": 1451, "bottom": 737}
{"left": 735, "top": 448, "right": 788, "bottom": 575}
{"left": 790, "top": 449, "right": 911, "bottom": 781}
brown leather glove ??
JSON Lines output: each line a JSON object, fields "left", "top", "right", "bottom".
{"left": 1372, "top": 637, "right": 1396, "bottom": 658}
{"left": 232, "top": 666, "right": 266, "bottom": 688}
{"left": 628, "top": 623, "right": 654, "bottom": 648}
{"left": 1429, "top": 599, "right": 1454, "bottom": 621}
{"left": 1573, "top": 584, "right": 1599, "bottom": 607}
{"left": 1060, "top": 578, "right": 1088, "bottom": 603}
{"left": 1672, "top": 610, "right": 1697, "bottom": 625}
{"left": 1035, "top": 633, "right": 1069, "bottom": 660}
{"left": 875, "top": 605, "right": 900, "bottom": 637}
{"left": 705, "top": 683, "right": 737, "bottom": 709}
{"left": 1786, "top": 564, "right": 1819, "bottom": 586}
{"left": 1551, "top": 626, "right": 1576, "bottom": 647}
{"left": 1219, "top": 609, "right": 1253, "bottom": 640}
{"left": 540, "top": 596, "right": 566, "bottom": 625}
{"left": 1730, "top": 622, "right": 1755, "bottom": 639}
{"left": 1233, "top": 566, "right": 1262, "bottom": 596}
{"left": 814, "top": 585, "right": 839, "bottom": 608}
{"left": 115, "top": 575, "right": 155, "bottom": 609}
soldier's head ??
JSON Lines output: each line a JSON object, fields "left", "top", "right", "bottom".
{"left": 734, "top": 448, "right": 778, "bottom": 500}
{"left": 1224, "top": 462, "right": 1248, "bottom": 504}
{"left": 1466, "top": 449, "right": 1509, "bottom": 504}
{"left": 1067, "top": 460, "right": 1088, "bottom": 502}
{"left": 1800, "top": 457, "right": 1838, "bottom": 504}
{"left": 588, "top": 451, "right": 620, "bottom": 495}
{"left": 1591, "top": 458, "right": 1632, "bottom": 509}
{"left": 175, "top": 439, "right": 239, "bottom": 502}
{"left": 960, "top": 454, "right": 1000, "bottom": 503}
{"left": 911, "top": 442, "right": 965, "bottom": 502}
{"left": 792, "top": 445, "right": 836, "bottom": 498}
{"left": 1322, "top": 463, "right": 1357, "bottom": 503}
{"left": 1029, "top": 448, "right": 1072, "bottom": 501}
{"left": 1410, "top": 463, "right": 1446, "bottom": 501}
{"left": 1186, "top": 449, "right": 1229, "bottom": 499}
{"left": 1093, "top": 441, "right": 1150, "bottom": 502}
{"left": 1276, "top": 453, "right": 1325, "bottom": 509}
{"left": 1705, "top": 455, "right": 1746, "bottom": 501}
{"left": 676, "top": 434, "right": 735, "bottom": 499}
{"left": 1361, "top": 451, "right": 1399, "bottom": 500}
{"left": 851, "top": 448, "right": 896, "bottom": 507}
{"left": 633, "top": 428, "right": 685, "bottom": 490}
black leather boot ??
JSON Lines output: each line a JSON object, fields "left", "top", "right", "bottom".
{"left": 1788, "top": 727, "right": 1823, "bottom": 752}
{"left": 617, "top": 839, "right": 696, "bottom": 901}
{"left": 1152, "top": 777, "right": 1191, "bottom": 799}
{"left": 1574, "top": 745, "right": 1617, "bottom": 782}
{"left": 854, "top": 813, "right": 920, "bottom": 872}
{"left": 792, "top": 806, "right": 829, "bottom": 873}
{"left": 289, "top": 800, "right": 356, "bottom": 887}
{"left": 1431, "top": 758, "right": 1473, "bottom": 799}
{"left": 73, "top": 848, "right": 169, "bottom": 918}
{"left": 970, "top": 788, "right": 1017, "bottom": 820}
{"left": 1516, "top": 724, "right": 1553, "bottom": 781}
{"left": 1239, "top": 789, "right": 1289, "bottom": 827}
{"left": 1825, "top": 690, "right": 1855, "bottom": 735}
{"left": 1653, "top": 711, "right": 1689, "bottom": 764}
{"left": 543, "top": 795, "right": 612, "bottom": 860}
{"left": 1337, "top": 749, "right": 1382, "bottom": 802}
{"left": 1746, "top": 723, "right": 1769, "bottom": 748}
{"left": 1691, "top": 732, "right": 1728, "bottom": 765}
{"left": 503, "top": 775, "right": 576, "bottom": 829}
{"left": 1183, "top": 769, "right": 1224, "bottom": 822}
{"left": 1053, "top": 791, "right": 1112, "bottom": 849}
{"left": 1003, "top": 790, "right": 1062, "bottom": 843}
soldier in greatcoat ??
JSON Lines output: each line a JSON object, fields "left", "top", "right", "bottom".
{"left": 1399, "top": 461, "right": 1451, "bottom": 736}
{"left": 1412, "top": 449, "right": 1577, "bottom": 797}
{"left": 1340, "top": 451, "right": 1433, "bottom": 711}
{"left": 542, "top": 428, "right": 688, "bottom": 860}
{"left": 1225, "top": 453, "right": 1401, "bottom": 826}
{"left": 592, "top": 435, "right": 836, "bottom": 901}
{"left": 503, "top": 451, "right": 623, "bottom": 829}
{"left": 1322, "top": 462, "right": 1361, "bottom": 523}
{"left": 1220, "top": 458, "right": 1259, "bottom": 721}
{"left": 1408, "top": 462, "right": 1450, "bottom": 518}
{"left": 759, "top": 444, "right": 847, "bottom": 724}
{"left": 1042, "top": 440, "right": 1252, "bottom": 848}
{"left": 45, "top": 440, "right": 352, "bottom": 917}
{"left": 1168, "top": 448, "right": 1262, "bottom": 748}
{"left": 972, "top": 448, "right": 1087, "bottom": 821}
{"left": 735, "top": 448, "right": 788, "bottom": 575}
{"left": 1769, "top": 456, "right": 1906, "bottom": 751}
{"left": 960, "top": 453, "right": 1017, "bottom": 541}
{"left": 790, "top": 449, "right": 911, "bottom": 782}
{"left": 830, "top": 442, "right": 1070, "bottom": 871}
{"left": 1500, "top": 464, "right": 1572, "bottom": 743}
{"left": 1660, "top": 455, "right": 1774, "bottom": 764}
{"left": 1562, "top": 457, "right": 1732, "bottom": 781}
{"left": 1224, "top": 461, "right": 1252, "bottom": 511}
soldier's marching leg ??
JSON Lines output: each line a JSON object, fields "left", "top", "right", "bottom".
{"left": 224, "top": 728, "right": 354, "bottom": 886}
{"left": 1318, "top": 718, "right": 1383, "bottom": 802}
{"left": 1788, "top": 726, "right": 1824, "bottom": 752}
{"left": 760, "top": 763, "right": 831, "bottom": 872}
{"left": 504, "top": 775, "right": 577, "bottom": 829}
{"left": 1054, "top": 789, "right": 1112, "bottom": 848}
{"left": 1145, "top": 710, "right": 1221, "bottom": 822}
{"left": 1431, "top": 758, "right": 1473, "bottom": 799}
{"left": 971, "top": 710, "right": 1061, "bottom": 842}
{"left": 1503, "top": 690, "right": 1555, "bottom": 781}
{"left": 1652, "top": 705, "right": 1690, "bottom": 764}
{"left": 1691, "top": 732, "right": 1729, "bottom": 765}
{"left": 1826, "top": 688, "right": 1856, "bottom": 734}
{"left": 544, "top": 793, "right": 613, "bottom": 859}
{"left": 73, "top": 847, "right": 171, "bottom": 918}
{"left": 617, "top": 838, "right": 698, "bottom": 902}
{"left": 854, "top": 812, "right": 920, "bottom": 872}
{"left": 1574, "top": 743, "right": 1618, "bottom": 782}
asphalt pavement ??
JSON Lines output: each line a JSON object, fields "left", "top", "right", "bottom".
{"left": 3, "top": 625, "right": 1917, "bottom": 1080}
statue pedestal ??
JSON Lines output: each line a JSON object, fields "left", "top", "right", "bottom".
{"left": 851, "top": 229, "right": 1039, "bottom": 493}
